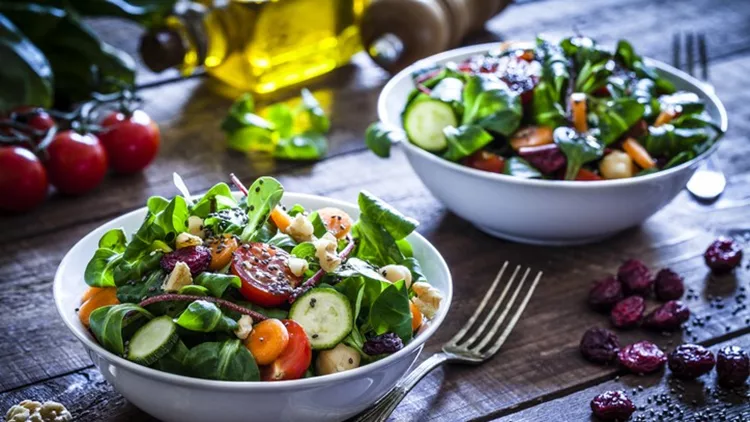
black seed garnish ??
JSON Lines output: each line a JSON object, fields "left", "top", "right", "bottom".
{"left": 312, "top": 334, "right": 319, "bottom": 339}
{"left": 255, "top": 187, "right": 261, "bottom": 193}
{"left": 310, "top": 298, "right": 317, "bottom": 308}
{"left": 249, "top": 205, "right": 255, "bottom": 211}
{"left": 348, "top": 358, "right": 354, "bottom": 364}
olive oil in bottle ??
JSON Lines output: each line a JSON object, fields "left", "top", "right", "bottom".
{"left": 140, "top": 0, "right": 368, "bottom": 94}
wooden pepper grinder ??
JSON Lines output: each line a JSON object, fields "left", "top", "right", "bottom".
{"left": 360, "top": 0, "right": 512, "bottom": 73}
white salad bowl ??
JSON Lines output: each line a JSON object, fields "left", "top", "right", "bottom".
{"left": 54, "top": 192, "right": 452, "bottom": 422}
{"left": 378, "top": 43, "right": 729, "bottom": 245}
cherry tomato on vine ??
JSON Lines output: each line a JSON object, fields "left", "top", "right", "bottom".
{"left": 231, "top": 243, "right": 302, "bottom": 307}
{"left": 99, "top": 110, "right": 160, "bottom": 174}
{"left": 45, "top": 130, "right": 108, "bottom": 195}
{"left": 261, "top": 320, "right": 312, "bottom": 381}
{"left": 11, "top": 106, "right": 55, "bottom": 133}
{"left": 0, "top": 146, "right": 49, "bottom": 212}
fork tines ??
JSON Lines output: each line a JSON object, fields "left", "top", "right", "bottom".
{"left": 444, "top": 261, "right": 542, "bottom": 360}
{"left": 673, "top": 32, "right": 708, "bottom": 80}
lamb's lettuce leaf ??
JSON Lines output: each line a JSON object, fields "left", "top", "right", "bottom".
{"left": 174, "top": 300, "right": 238, "bottom": 333}
{"left": 183, "top": 339, "right": 259, "bottom": 381}
{"left": 89, "top": 303, "right": 153, "bottom": 356}
{"left": 193, "top": 273, "right": 241, "bottom": 298}
{"left": 240, "top": 176, "right": 284, "bottom": 242}
{"left": 442, "top": 124, "right": 494, "bottom": 162}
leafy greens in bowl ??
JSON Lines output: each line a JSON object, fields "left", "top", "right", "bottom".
{"left": 367, "top": 35, "right": 724, "bottom": 181}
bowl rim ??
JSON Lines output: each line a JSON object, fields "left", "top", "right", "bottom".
{"left": 378, "top": 42, "right": 729, "bottom": 189}
{"left": 53, "top": 191, "right": 453, "bottom": 390}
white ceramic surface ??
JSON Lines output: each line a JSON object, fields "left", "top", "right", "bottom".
{"left": 54, "top": 192, "right": 453, "bottom": 422}
{"left": 378, "top": 43, "right": 729, "bottom": 245}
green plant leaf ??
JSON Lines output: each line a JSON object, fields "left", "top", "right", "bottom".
{"left": 193, "top": 273, "right": 241, "bottom": 298}
{"left": 89, "top": 304, "right": 153, "bottom": 356}
{"left": 365, "top": 122, "right": 401, "bottom": 158}
{"left": 183, "top": 339, "right": 260, "bottom": 381}
{"left": 504, "top": 156, "right": 543, "bottom": 179}
{"left": 191, "top": 183, "right": 238, "bottom": 218}
{"left": 554, "top": 127, "right": 604, "bottom": 180}
{"left": 535, "top": 36, "right": 569, "bottom": 100}
{"left": 300, "top": 88, "right": 330, "bottom": 133}
{"left": 441, "top": 124, "right": 494, "bottom": 162}
{"left": 116, "top": 269, "right": 166, "bottom": 303}
{"left": 0, "top": 14, "right": 53, "bottom": 109}
{"left": 532, "top": 81, "right": 567, "bottom": 128}
{"left": 266, "top": 103, "right": 295, "bottom": 139}
{"left": 369, "top": 280, "right": 413, "bottom": 343}
{"left": 274, "top": 131, "right": 328, "bottom": 160}
{"left": 592, "top": 98, "right": 645, "bottom": 145}
{"left": 174, "top": 300, "right": 238, "bottom": 333}
{"left": 461, "top": 78, "right": 522, "bottom": 136}
{"left": 240, "top": 176, "right": 284, "bottom": 242}
{"left": 358, "top": 191, "right": 418, "bottom": 241}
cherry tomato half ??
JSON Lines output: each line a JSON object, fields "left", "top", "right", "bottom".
{"left": 261, "top": 320, "right": 312, "bottom": 381}
{"left": 0, "top": 146, "right": 48, "bottom": 212}
{"left": 231, "top": 243, "right": 302, "bottom": 307}
{"left": 464, "top": 150, "right": 505, "bottom": 173}
{"left": 45, "top": 130, "right": 108, "bottom": 195}
{"left": 99, "top": 110, "right": 160, "bottom": 174}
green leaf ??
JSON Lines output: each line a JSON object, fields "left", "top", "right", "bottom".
{"left": 593, "top": 98, "right": 645, "bottom": 145}
{"left": 532, "top": 81, "right": 567, "bottom": 128}
{"left": 191, "top": 183, "right": 238, "bottom": 218}
{"left": 308, "top": 211, "right": 328, "bottom": 238}
{"left": 554, "top": 127, "right": 604, "bottom": 180}
{"left": 193, "top": 273, "right": 241, "bottom": 298}
{"left": 266, "top": 103, "right": 295, "bottom": 139}
{"left": 299, "top": 88, "right": 330, "bottom": 133}
{"left": 151, "top": 339, "right": 188, "bottom": 375}
{"left": 358, "top": 191, "right": 418, "bottom": 241}
{"left": 535, "top": 36, "right": 569, "bottom": 100}
{"left": 365, "top": 122, "right": 400, "bottom": 158}
{"left": 112, "top": 251, "right": 163, "bottom": 286}
{"left": 184, "top": 340, "right": 260, "bottom": 381}
{"left": 204, "top": 207, "right": 248, "bottom": 236}
{"left": 351, "top": 217, "right": 404, "bottom": 268}
{"left": 335, "top": 257, "right": 387, "bottom": 282}
{"left": 441, "top": 125, "right": 494, "bottom": 162}
{"left": 430, "top": 77, "right": 464, "bottom": 104}
{"left": 266, "top": 232, "right": 297, "bottom": 251}
{"left": 274, "top": 131, "right": 328, "bottom": 160}
{"left": 240, "top": 176, "right": 284, "bottom": 242}
{"left": 658, "top": 91, "right": 705, "bottom": 115}
{"left": 560, "top": 36, "right": 611, "bottom": 68}
{"left": 89, "top": 304, "right": 153, "bottom": 356}
{"left": 461, "top": 79, "right": 522, "bottom": 136}
{"left": 178, "top": 285, "right": 209, "bottom": 296}
{"left": 401, "top": 257, "right": 427, "bottom": 285}
{"left": 641, "top": 124, "right": 712, "bottom": 158}
{"left": 116, "top": 269, "right": 166, "bottom": 303}
{"left": 396, "top": 239, "right": 414, "bottom": 258}
{"left": 174, "top": 300, "right": 238, "bottom": 333}
{"left": 84, "top": 228, "right": 130, "bottom": 287}
{"left": 291, "top": 242, "right": 317, "bottom": 260}
{"left": 504, "top": 156, "right": 543, "bottom": 179}
{"left": 0, "top": 14, "right": 53, "bottom": 109}
{"left": 369, "top": 280, "right": 413, "bottom": 343}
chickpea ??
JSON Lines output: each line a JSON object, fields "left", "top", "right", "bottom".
{"left": 316, "top": 343, "right": 361, "bottom": 375}
{"left": 379, "top": 264, "right": 413, "bottom": 288}
{"left": 599, "top": 151, "right": 635, "bottom": 179}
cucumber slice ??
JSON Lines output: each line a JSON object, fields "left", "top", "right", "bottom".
{"left": 403, "top": 98, "right": 458, "bottom": 152}
{"left": 289, "top": 289, "right": 353, "bottom": 350}
{"left": 126, "top": 316, "right": 178, "bottom": 365}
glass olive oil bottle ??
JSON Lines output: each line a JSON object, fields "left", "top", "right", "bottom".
{"left": 141, "top": 0, "right": 368, "bottom": 94}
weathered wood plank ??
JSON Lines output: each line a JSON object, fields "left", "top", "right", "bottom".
{"left": 495, "top": 334, "right": 750, "bottom": 421}
{"left": 4, "top": 0, "right": 750, "bottom": 243}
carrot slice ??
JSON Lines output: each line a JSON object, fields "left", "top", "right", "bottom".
{"left": 316, "top": 207, "right": 353, "bottom": 239}
{"left": 622, "top": 137, "right": 656, "bottom": 169}
{"left": 509, "top": 126, "right": 553, "bottom": 151}
{"left": 410, "top": 301, "right": 423, "bottom": 332}
{"left": 207, "top": 234, "right": 239, "bottom": 271}
{"left": 81, "top": 286, "right": 105, "bottom": 304}
{"left": 78, "top": 288, "right": 119, "bottom": 327}
{"left": 247, "top": 318, "right": 290, "bottom": 366}
{"left": 653, "top": 110, "right": 675, "bottom": 127}
{"left": 570, "top": 93, "right": 588, "bottom": 132}
{"left": 270, "top": 206, "right": 293, "bottom": 232}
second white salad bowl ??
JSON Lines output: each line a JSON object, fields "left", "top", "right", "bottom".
{"left": 54, "top": 192, "right": 452, "bottom": 422}
{"left": 378, "top": 42, "right": 729, "bottom": 245}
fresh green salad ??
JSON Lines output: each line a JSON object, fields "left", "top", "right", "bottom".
{"left": 367, "top": 35, "right": 723, "bottom": 180}
{"left": 79, "top": 174, "right": 442, "bottom": 381}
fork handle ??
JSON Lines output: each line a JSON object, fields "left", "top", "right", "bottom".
{"left": 351, "top": 353, "right": 450, "bottom": 422}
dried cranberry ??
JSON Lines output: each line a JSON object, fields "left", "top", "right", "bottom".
{"left": 160, "top": 245, "right": 211, "bottom": 276}
{"left": 668, "top": 344, "right": 715, "bottom": 379}
{"left": 588, "top": 276, "right": 624, "bottom": 312}
{"left": 517, "top": 144, "right": 566, "bottom": 174}
{"left": 617, "top": 259, "right": 653, "bottom": 296}
{"left": 618, "top": 341, "right": 667, "bottom": 374}
{"left": 362, "top": 333, "right": 404, "bottom": 355}
{"left": 590, "top": 390, "right": 635, "bottom": 421}
{"left": 580, "top": 328, "right": 620, "bottom": 365}
{"left": 704, "top": 237, "right": 743, "bottom": 274}
{"left": 654, "top": 268, "right": 684, "bottom": 301}
{"left": 716, "top": 346, "right": 750, "bottom": 387}
{"left": 610, "top": 296, "right": 645, "bottom": 328}
{"left": 643, "top": 300, "right": 690, "bottom": 331}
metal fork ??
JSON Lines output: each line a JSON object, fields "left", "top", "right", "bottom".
{"left": 674, "top": 32, "right": 727, "bottom": 202}
{"left": 351, "top": 262, "right": 543, "bottom": 422}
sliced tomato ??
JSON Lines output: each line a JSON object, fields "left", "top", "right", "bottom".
{"left": 231, "top": 243, "right": 302, "bottom": 307}
{"left": 261, "top": 320, "right": 312, "bottom": 381}
{"left": 575, "top": 168, "right": 603, "bottom": 181}
{"left": 464, "top": 150, "right": 505, "bottom": 173}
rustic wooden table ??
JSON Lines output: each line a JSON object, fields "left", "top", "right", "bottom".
{"left": 3, "top": 0, "right": 750, "bottom": 420}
